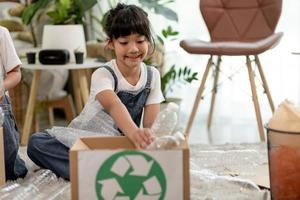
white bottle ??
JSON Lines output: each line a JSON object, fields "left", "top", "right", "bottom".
{"left": 151, "top": 102, "right": 179, "bottom": 137}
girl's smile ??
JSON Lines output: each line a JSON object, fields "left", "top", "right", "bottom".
{"left": 111, "top": 33, "right": 150, "bottom": 71}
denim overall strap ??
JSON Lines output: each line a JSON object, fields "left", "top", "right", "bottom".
{"left": 116, "top": 67, "right": 152, "bottom": 128}
{"left": 99, "top": 65, "right": 118, "bottom": 91}
{"left": 100, "top": 65, "right": 153, "bottom": 129}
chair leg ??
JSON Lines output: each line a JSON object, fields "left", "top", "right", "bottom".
{"left": 65, "top": 95, "right": 76, "bottom": 123}
{"left": 254, "top": 55, "right": 275, "bottom": 113}
{"left": 33, "top": 112, "right": 40, "bottom": 133}
{"left": 246, "top": 56, "right": 265, "bottom": 141}
{"left": 185, "top": 56, "right": 213, "bottom": 137}
{"left": 207, "top": 56, "right": 221, "bottom": 129}
{"left": 48, "top": 107, "right": 54, "bottom": 127}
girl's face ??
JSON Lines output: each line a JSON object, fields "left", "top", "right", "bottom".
{"left": 110, "top": 33, "right": 150, "bottom": 70}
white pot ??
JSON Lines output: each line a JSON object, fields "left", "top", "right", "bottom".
{"left": 42, "top": 24, "right": 86, "bottom": 63}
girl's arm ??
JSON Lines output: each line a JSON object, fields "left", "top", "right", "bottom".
{"left": 96, "top": 90, "right": 153, "bottom": 149}
{"left": 143, "top": 103, "right": 160, "bottom": 128}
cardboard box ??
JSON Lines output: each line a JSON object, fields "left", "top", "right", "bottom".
{"left": 70, "top": 136, "right": 190, "bottom": 200}
{"left": 0, "top": 127, "right": 5, "bottom": 186}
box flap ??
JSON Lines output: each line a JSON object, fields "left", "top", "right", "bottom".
{"left": 71, "top": 138, "right": 90, "bottom": 151}
{"left": 72, "top": 136, "right": 190, "bottom": 151}
{"left": 71, "top": 136, "right": 135, "bottom": 150}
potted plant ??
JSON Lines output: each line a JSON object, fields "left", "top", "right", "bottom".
{"left": 21, "top": 0, "right": 97, "bottom": 47}
{"left": 161, "top": 65, "right": 198, "bottom": 106}
{"left": 22, "top": 0, "right": 97, "bottom": 25}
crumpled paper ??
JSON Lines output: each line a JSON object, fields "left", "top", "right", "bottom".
{"left": 268, "top": 99, "right": 300, "bottom": 132}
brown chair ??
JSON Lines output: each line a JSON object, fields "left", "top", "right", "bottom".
{"left": 180, "top": 0, "right": 283, "bottom": 141}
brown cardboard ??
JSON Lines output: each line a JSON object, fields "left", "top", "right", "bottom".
{"left": 70, "top": 136, "right": 190, "bottom": 200}
{"left": 0, "top": 127, "right": 5, "bottom": 186}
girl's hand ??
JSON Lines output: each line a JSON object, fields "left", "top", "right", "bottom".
{"left": 127, "top": 128, "right": 154, "bottom": 149}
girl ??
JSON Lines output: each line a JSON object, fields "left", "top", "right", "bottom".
{"left": 0, "top": 25, "right": 28, "bottom": 180}
{"left": 27, "top": 3, "right": 164, "bottom": 180}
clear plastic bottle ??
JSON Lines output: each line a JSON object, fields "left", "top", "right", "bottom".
{"left": 151, "top": 102, "right": 179, "bottom": 137}
{"left": 147, "top": 131, "right": 185, "bottom": 150}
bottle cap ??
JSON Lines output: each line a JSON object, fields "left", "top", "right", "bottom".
{"left": 166, "top": 102, "right": 179, "bottom": 112}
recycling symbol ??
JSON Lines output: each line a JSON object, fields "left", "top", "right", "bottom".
{"left": 95, "top": 150, "right": 166, "bottom": 200}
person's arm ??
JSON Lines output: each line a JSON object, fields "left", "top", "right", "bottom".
{"left": 4, "top": 66, "right": 21, "bottom": 91}
{"left": 96, "top": 90, "right": 153, "bottom": 149}
{"left": 143, "top": 103, "right": 160, "bottom": 128}
{"left": 0, "top": 66, "right": 21, "bottom": 101}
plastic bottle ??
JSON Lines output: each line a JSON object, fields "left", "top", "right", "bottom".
{"left": 151, "top": 102, "right": 179, "bottom": 137}
{"left": 147, "top": 131, "right": 185, "bottom": 150}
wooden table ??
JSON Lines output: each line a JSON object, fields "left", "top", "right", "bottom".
{"left": 20, "top": 59, "right": 103, "bottom": 145}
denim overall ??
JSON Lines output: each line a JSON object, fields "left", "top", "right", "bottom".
{"left": 102, "top": 65, "right": 152, "bottom": 129}
{"left": 0, "top": 95, "right": 27, "bottom": 180}
{"left": 27, "top": 65, "right": 153, "bottom": 179}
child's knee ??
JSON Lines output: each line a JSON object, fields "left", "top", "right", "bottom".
{"left": 27, "top": 133, "right": 45, "bottom": 157}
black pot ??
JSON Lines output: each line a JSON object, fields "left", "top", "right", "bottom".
{"left": 74, "top": 52, "right": 84, "bottom": 64}
{"left": 26, "top": 52, "right": 36, "bottom": 64}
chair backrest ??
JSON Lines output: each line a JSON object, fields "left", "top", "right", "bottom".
{"left": 200, "top": 0, "right": 282, "bottom": 42}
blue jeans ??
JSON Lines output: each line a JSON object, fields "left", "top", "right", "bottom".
{"left": 1, "top": 95, "right": 27, "bottom": 180}
{"left": 27, "top": 132, "right": 70, "bottom": 180}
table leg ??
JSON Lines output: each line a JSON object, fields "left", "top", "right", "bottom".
{"left": 77, "top": 69, "right": 89, "bottom": 104}
{"left": 21, "top": 70, "right": 41, "bottom": 146}
{"left": 71, "top": 70, "right": 83, "bottom": 114}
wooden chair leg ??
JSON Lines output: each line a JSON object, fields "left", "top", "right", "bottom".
{"left": 246, "top": 56, "right": 265, "bottom": 141}
{"left": 255, "top": 55, "right": 275, "bottom": 113}
{"left": 48, "top": 107, "right": 54, "bottom": 127}
{"left": 185, "top": 56, "right": 213, "bottom": 137}
{"left": 207, "top": 56, "right": 221, "bottom": 129}
{"left": 33, "top": 112, "right": 40, "bottom": 133}
{"left": 65, "top": 95, "right": 76, "bottom": 123}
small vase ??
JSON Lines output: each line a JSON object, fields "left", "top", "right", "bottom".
{"left": 74, "top": 52, "right": 84, "bottom": 64}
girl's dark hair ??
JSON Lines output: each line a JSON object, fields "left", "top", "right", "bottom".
{"left": 103, "top": 3, "right": 154, "bottom": 45}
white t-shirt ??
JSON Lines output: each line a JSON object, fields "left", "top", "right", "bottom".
{"left": 0, "top": 26, "right": 21, "bottom": 77}
{"left": 68, "top": 59, "right": 164, "bottom": 130}
{"left": 90, "top": 59, "right": 164, "bottom": 105}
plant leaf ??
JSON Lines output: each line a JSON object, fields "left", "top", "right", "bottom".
{"left": 154, "top": 5, "right": 178, "bottom": 22}
{"left": 22, "top": 0, "right": 53, "bottom": 25}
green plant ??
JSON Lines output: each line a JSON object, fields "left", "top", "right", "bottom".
{"left": 22, "top": 0, "right": 97, "bottom": 25}
{"left": 161, "top": 65, "right": 198, "bottom": 98}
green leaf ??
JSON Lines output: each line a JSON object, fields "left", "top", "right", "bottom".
{"left": 178, "top": 68, "right": 182, "bottom": 77}
{"left": 154, "top": 5, "right": 178, "bottom": 22}
{"left": 183, "top": 66, "right": 187, "bottom": 75}
{"left": 22, "top": 0, "right": 53, "bottom": 25}
{"left": 161, "top": 65, "right": 198, "bottom": 97}
{"left": 156, "top": 35, "right": 164, "bottom": 45}
{"left": 138, "top": 0, "right": 157, "bottom": 10}
{"left": 74, "top": 0, "right": 97, "bottom": 12}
